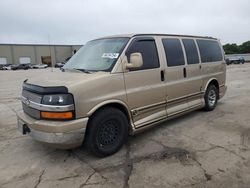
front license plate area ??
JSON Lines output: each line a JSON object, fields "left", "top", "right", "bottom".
{"left": 17, "top": 119, "right": 30, "bottom": 135}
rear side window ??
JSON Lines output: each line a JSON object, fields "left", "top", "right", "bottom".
{"left": 162, "top": 38, "right": 185, "bottom": 67}
{"left": 126, "top": 39, "right": 159, "bottom": 71}
{"left": 182, "top": 39, "right": 199, "bottom": 64}
{"left": 197, "top": 40, "right": 223, "bottom": 63}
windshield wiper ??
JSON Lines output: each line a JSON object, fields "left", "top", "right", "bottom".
{"left": 73, "top": 68, "right": 91, "bottom": 74}
{"left": 60, "top": 67, "right": 91, "bottom": 73}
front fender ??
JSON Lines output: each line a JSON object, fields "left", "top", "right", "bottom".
{"left": 87, "top": 99, "right": 130, "bottom": 117}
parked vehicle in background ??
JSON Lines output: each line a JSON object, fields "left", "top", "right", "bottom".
{"left": 0, "top": 64, "right": 9, "bottom": 70}
{"left": 31, "top": 64, "right": 48, "bottom": 69}
{"left": 55, "top": 62, "right": 65, "bottom": 68}
{"left": 29, "top": 64, "right": 37, "bottom": 69}
{"left": 55, "top": 57, "right": 72, "bottom": 68}
{"left": 17, "top": 34, "right": 227, "bottom": 157}
{"left": 226, "top": 56, "right": 245, "bottom": 65}
{"left": 11, "top": 64, "right": 30, "bottom": 70}
{"left": 2, "top": 64, "right": 14, "bottom": 70}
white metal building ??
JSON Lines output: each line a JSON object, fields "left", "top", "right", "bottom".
{"left": 0, "top": 44, "right": 82, "bottom": 66}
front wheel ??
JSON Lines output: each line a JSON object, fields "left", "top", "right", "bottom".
{"left": 204, "top": 84, "right": 219, "bottom": 111}
{"left": 85, "top": 107, "right": 129, "bottom": 157}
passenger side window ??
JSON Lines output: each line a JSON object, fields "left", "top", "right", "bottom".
{"left": 126, "top": 39, "right": 159, "bottom": 71}
{"left": 197, "top": 40, "right": 223, "bottom": 63}
{"left": 182, "top": 39, "right": 199, "bottom": 64}
{"left": 162, "top": 38, "right": 185, "bottom": 67}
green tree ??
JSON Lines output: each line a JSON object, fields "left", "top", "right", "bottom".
{"left": 223, "top": 43, "right": 240, "bottom": 54}
{"left": 239, "top": 41, "right": 250, "bottom": 53}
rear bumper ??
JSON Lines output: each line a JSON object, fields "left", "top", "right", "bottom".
{"left": 17, "top": 110, "right": 88, "bottom": 149}
{"left": 219, "top": 85, "right": 227, "bottom": 99}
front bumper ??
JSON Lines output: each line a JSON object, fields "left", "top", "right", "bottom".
{"left": 17, "top": 110, "right": 88, "bottom": 149}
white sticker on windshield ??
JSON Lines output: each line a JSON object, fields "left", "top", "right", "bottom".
{"left": 102, "top": 53, "right": 119, "bottom": 59}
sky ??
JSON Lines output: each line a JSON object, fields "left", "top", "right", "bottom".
{"left": 0, "top": 0, "right": 249, "bottom": 45}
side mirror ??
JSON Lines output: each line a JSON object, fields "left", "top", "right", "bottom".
{"left": 125, "top": 53, "right": 143, "bottom": 69}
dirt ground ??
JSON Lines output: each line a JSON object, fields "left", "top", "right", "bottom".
{"left": 0, "top": 64, "right": 250, "bottom": 188}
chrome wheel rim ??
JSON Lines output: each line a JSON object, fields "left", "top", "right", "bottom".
{"left": 208, "top": 90, "right": 216, "bottom": 107}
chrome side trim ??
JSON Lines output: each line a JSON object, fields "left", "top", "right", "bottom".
{"left": 131, "top": 92, "right": 203, "bottom": 116}
{"left": 131, "top": 101, "right": 166, "bottom": 116}
{"left": 21, "top": 96, "right": 74, "bottom": 112}
{"left": 134, "top": 116, "right": 166, "bottom": 129}
{"left": 167, "top": 92, "right": 202, "bottom": 103}
{"left": 131, "top": 103, "right": 203, "bottom": 135}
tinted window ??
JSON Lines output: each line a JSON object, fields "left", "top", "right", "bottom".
{"left": 197, "top": 40, "right": 223, "bottom": 63}
{"left": 182, "top": 39, "right": 199, "bottom": 64}
{"left": 162, "top": 38, "right": 185, "bottom": 67}
{"left": 126, "top": 39, "right": 159, "bottom": 70}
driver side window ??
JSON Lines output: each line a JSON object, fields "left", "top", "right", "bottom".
{"left": 126, "top": 39, "right": 160, "bottom": 71}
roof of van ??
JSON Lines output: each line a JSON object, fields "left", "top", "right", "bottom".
{"left": 97, "top": 34, "right": 218, "bottom": 40}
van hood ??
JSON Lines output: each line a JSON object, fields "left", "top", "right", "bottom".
{"left": 24, "top": 69, "right": 109, "bottom": 89}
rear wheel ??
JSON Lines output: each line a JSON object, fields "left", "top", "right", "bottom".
{"left": 204, "top": 84, "right": 219, "bottom": 111}
{"left": 85, "top": 107, "right": 128, "bottom": 157}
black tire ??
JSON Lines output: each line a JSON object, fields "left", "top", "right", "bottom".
{"left": 204, "top": 84, "right": 219, "bottom": 111}
{"left": 85, "top": 107, "right": 129, "bottom": 157}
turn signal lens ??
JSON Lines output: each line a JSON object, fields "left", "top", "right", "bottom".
{"left": 41, "top": 111, "right": 73, "bottom": 120}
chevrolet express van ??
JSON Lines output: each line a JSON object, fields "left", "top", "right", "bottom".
{"left": 17, "top": 34, "right": 227, "bottom": 157}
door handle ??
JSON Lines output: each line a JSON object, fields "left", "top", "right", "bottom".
{"left": 160, "top": 70, "right": 165, "bottom": 81}
{"left": 183, "top": 67, "right": 187, "bottom": 78}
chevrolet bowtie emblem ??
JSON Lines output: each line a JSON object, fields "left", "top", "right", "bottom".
{"left": 24, "top": 98, "right": 30, "bottom": 106}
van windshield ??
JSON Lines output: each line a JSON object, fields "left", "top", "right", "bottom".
{"left": 63, "top": 38, "right": 129, "bottom": 72}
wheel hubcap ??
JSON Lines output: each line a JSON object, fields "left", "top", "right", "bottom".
{"left": 208, "top": 90, "right": 216, "bottom": 107}
{"left": 97, "top": 119, "right": 120, "bottom": 147}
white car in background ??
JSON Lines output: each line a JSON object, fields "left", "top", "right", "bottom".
{"left": 2, "top": 64, "right": 14, "bottom": 70}
{"left": 30, "top": 64, "right": 48, "bottom": 69}
{"left": 225, "top": 56, "right": 245, "bottom": 65}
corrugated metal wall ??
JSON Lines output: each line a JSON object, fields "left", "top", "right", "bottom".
{"left": 0, "top": 44, "right": 82, "bottom": 66}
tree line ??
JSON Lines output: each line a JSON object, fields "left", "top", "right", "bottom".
{"left": 223, "top": 41, "right": 250, "bottom": 54}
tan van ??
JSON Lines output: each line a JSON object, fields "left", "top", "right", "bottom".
{"left": 17, "top": 34, "right": 227, "bottom": 156}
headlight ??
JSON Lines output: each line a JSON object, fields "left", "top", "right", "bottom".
{"left": 41, "top": 94, "right": 75, "bottom": 120}
{"left": 42, "top": 94, "right": 74, "bottom": 105}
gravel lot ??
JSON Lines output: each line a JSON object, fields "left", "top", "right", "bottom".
{"left": 0, "top": 64, "right": 250, "bottom": 188}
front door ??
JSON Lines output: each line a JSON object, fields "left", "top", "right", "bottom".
{"left": 123, "top": 37, "right": 166, "bottom": 128}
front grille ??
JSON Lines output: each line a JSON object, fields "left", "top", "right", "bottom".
{"left": 22, "top": 90, "right": 42, "bottom": 103}
{"left": 22, "top": 103, "right": 40, "bottom": 119}
{"left": 22, "top": 90, "right": 42, "bottom": 119}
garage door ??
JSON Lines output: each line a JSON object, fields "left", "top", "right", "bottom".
{"left": 0, "top": 57, "right": 7, "bottom": 64}
{"left": 19, "top": 57, "right": 31, "bottom": 64}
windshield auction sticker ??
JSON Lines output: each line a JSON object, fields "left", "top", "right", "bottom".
{"left": 102, "top": 53, "right": 119, "bottom": 59}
